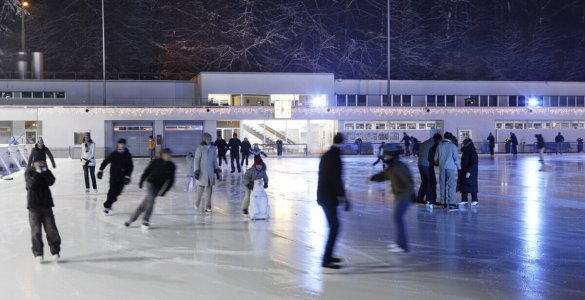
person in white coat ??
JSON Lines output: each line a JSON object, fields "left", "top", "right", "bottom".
{"left": 81, "top": 132, "right": 98, "bottom": 193}
{"left": 242, "top": 157, "right": 269, "bottom": 217}
{"left": 193, "top": 133, "right": 221, "bottom": 213}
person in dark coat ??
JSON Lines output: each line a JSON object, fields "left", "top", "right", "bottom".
{"left": 510, "top": 133, "right": 518, "bottom": 154}
{"left": 97, "top": 138, "right": 134, "bottom": 215}
{"left": 317, "top": 133, "right": 351, "bottom": 269}
{"left": 370, "top": 143, "right": 415, "bottom": 253}
{"left": 555, "top": 132, "right": 565, "bottom": 154}
{"left": 372, "top": 142, "right": 386, "bottom": 168}
{"left": 411, "top": 137, "right": 420, "bottom": 157}
{"left": 417, "top": 134, "right": 441, "bottom": 205}
{"left": 27, "top": 138, "right": 56, "bottom": 169}
{"left": 577, "top": 137, "right": 584, "bottom": 153}
{"left": 276, "top": 140, "right": 283, "bottom": 156}
{"left": 458, "top": 138, "right": 479, "bottom": 206}
{"left": 25, "top": 160, "right": 61, "bottom": 263}
{"left": 214, "top": 135, "right": 228, "bottom": 167}
{"left": 535, "top": 134, "right": 545, "bottom": 163}
{"left": 401, "top": 133, "right": 411, "bottom": 156}
{"left": 125, "top": 148, "right": 176, "bottom": 230}
{"left": 240, "top": 137, "right": 252, "bottom": 167}
{"left": 487, "top": 132, "right": 495, "bottom": 156}
{"left": 228, "top": 133, "right": 242, "bottom": 173}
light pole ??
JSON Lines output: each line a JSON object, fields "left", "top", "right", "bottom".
{"left": 386, "top": 0, "right": 391, "bottom": 106}
{"left": 101, "top": 0, "right": 106, "bottom": 106}
{"left": 21, "top": 0, "right": 28, "bottom": 52}
{"left": 18, "top": 0, "right": 30, "bottom": 79}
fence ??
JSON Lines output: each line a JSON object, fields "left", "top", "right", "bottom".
{"left": 0, "top": 144, "right": 32, "bottom": 177}
{"left": 0, "top": 72, "right": 194, "bottom": 81}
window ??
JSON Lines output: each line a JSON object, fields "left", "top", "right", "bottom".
{"left": 559, "top": 96, "right": 568, "bottom": 107}
{"left": 551, "top": 96, "right": 559, "bottom": 107}
{"left": 365, "top": 123, "right": 373, "bottom": 130}
{"left": 344, "top": 122, "right": 355, "bottom": 130}
{"left": 568, "top": 96, "right": 576, "bottom": 107}
{"left": 355, "top": 123, "right": 365, "bottom": 130}
{"left": 392, "top": 95, "right": 401, "bottom": 106}
{"left": 33, "top": 92, "right": 43, "bottom": 98}
{"left": 56, "top": 92, "right": 65, "bottom": 98}
{"left": 479, "top": 96, "right": 488, "bottom": 107}
{"left": 446, "top": 95, "right": 455, "bottom": 107}
{"left": 347, "top": 95, "right": 356, "bottom": 106}
{"left": 21, "top": 92, "right": 32, "bottom": 98}
{"left": 1, "top": 92, "right": 12, "bottom": 99}
{"left": 375, "top": 122, "right": 386, "bottom": 130}
{"left": 437, "top": 95, "right": 446, "bottom": 106}
{"left": 509, "top": 96, "right": 518, "bottom": 107}
{"left": 44, "top": 92, "right": 55, "bottom": 98}
{"left": 357, "top": 95, "right": 367, "bottom": 106}
{"left": 336, "top": 95, "right": 346, "bottom": 106}
{"left": 382, "top": 95, "right": 390, "bottom": 106}
{"left": 368, "top": 95, "right": 381, "bottom": 106}
{"left": 489, "top": 96, "right": 498, "bottom": 107}
{"left": 402, "top": 95, "right": 412, "bottom": 106}
{"left": 578, "top": 96, "right": 585, "bottom": 107}
{"left": 427, "top": 95, "right": 436, "bottom": 106}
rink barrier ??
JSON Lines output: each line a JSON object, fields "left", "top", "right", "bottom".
{"left": 0, "top": 144, "right": 32, "bottom": 177}
{"left": 343, "top": 142, "right": 585, "bottom": 155}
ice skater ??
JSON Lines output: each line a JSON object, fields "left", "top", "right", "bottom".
{"left": 317, "top": 133, "right": 351, "bottom": 269}
{"left": 251, "top": 143, "right": 268, "bottom": 160}
{"left": 193, "top": 132, "right": 221, "bottom": 213}
{"left": 372, "top": 142, "right": 386, "bottom": 168}
{"left": 535, "top": 134, "right": 545, "bottom": 163}
{"left": 487, "top": 132, "right": 495, "bottom": 156}
{"left": 228, "top": 132, "right": 242, "bottom": 173}
{"left": 434, "top": 132, "right": 461, "bottom": 210}
{"left": 184, "top": 151, "right": 197, "bottom": 192}
{"left": 458, "top": 138, "right": 479, "bottom": 206}
{"left": 27, "top": 138, "right": 56, "bottom": 169}
{"left": 97, "top": 138, "right": 134, "bottom": 215}
{"left": 148, "top": 136, "right": 156, "bottom": 160}
{"left": 370, "top": 144, "right": 415, "bottom": 253}
{"left": 214, "top": 135, "right": 228, "bottom": 167}
{"left": 555, "top": 132, "right": 565, "bottom": 154}
{"left": 240, "top": 137, "right": 252, "bottom": 167}
{"left": 401, "top": 132, "right": 411, "bottom": 156}
{"left": 25, "top": 160, "right": 61, "bottom": 263}
{"left": 510, "top": 132, "right": 518, "bottom": 155}
{"left": 81, "top": 132, "right": 98, "bottom": 194}
{"left": 242, "top": 157, "right": 269, "bottom": 216}
{"left": 416, "top": 134, "right": 441, "bottom": 205}
{"left": 125, "top": 148, "right": 176, "bottom": 230}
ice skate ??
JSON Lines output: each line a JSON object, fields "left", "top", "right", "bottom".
{"left": 471, "top": 201, "right": 479, "bottom": 206}
{"left": 124, "top": 221, "right": 132, "bottom": 227}
{"left": 93, "top": 189, "right": 98, "bottom": 194}
{"left": 103, "top": 208, "right": 112, "bottom": 216}
{"left": 85, "top": 189, "right": 90, "bottom": 193}
{"left": 141, "top": 222, "right": 150, "bottom": 230}
{"left": 35, "top": 256, "right": 43, "bottom": 264}
{"left": 388, "top": 246, "right": 407, "bottom": 253}
{"left": 52, "top": 254, "right": 60, "bottom": 262}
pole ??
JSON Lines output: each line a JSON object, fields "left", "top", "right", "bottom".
{"left": 21, "top": 1, "right": 25, "bottom": 52}
{"left": 386, "top": 0, "right": 391, "bottom": 106}
{"left": 101, "top": 0, "right": 107, "bottom": 106}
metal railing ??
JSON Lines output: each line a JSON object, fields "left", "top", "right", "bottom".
{"left": 249, "top": 143, "right": 308, "bottom": 156}
{"left": 0, "top": 72, "right": 195, "bottom": 81}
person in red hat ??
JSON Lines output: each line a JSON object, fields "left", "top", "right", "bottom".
{"left": 242, "top": 156, "right": 269, "bottom": 216}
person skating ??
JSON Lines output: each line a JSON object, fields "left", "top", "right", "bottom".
{"left": 578, "top": 138, "right": 584, "bottom": 153}
{"left": 458, "top": 138, "right": 479, "bottom": 206}
{"left": 487, "top": 132, "right": 495, "bottom": 156}
{"left": 27, "top": 138, "right": 56, "bottom": 169}
{"left": 25, "top": 160, "right": 61, "bottom": 263}
{"left": 242, "top": 157, "right": 269, "bottom": 218}
{"left": 148, "top": 136, "right": 156, "bottom": 160}
{"left": 434, "top": 132, "right": 461, "bottom": 210}
{"left": 193, "top": 133, "right": 221, "bottom": 213}
{"left": 317, "top": 133, "right": 351, "bottom": 269}
{"left": 9, "top": 136, "right": 18, "bottom": 145}
{"left": 555, "top": 132, "right": 565, "bottom": 154}
{"left": 81, "top": 132, "right": 98, "bottom": 194}
{"left": 372, "top": 142, "right": 386, "bottom": 168}
{"left": 535, "top": 134, "right": 545, "bottom": 163}
{"left": 228, "top": 132, "right": 242, "bottom": 173}
{"left": 240, "top": 137, "right": 252, "bottom": 167}
{"left": 125, "top": 148, "right": 176, "bottom": 230}
{"left": 401, "top": 132, "right": 411, "bottom": 156}
{"left": 251, "top": 143, "right": 268, "bottom": 160}
{"left": 411, "top": 137, "right": 420, "bottom": 157}
{"left": 214, "top": 135, "right": 228, "bottom": 167}
{"left": 184, "top": 151, "right": 197, "bottom": 192}
{"left": 416, "top": 135, "right": 441, "bottom": 205}
{"left": 510, "top": 132, "right": 518, "bottom": 154}
{"left": 370, "top": 144, "right": 415, "bottom": 253}
{"left": 97, "top": 139, "right": 134, "bottom": 215}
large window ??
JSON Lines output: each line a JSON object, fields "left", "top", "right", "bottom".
{"left": 344, "top": 121, "right": 438, "bottom": 131}
{"left": 336, "top": 94, "right": 346, "bottom": 106}
{"left": 357, "top": 95, "right": 367, "bottom": 106}
{"left": 495, "top": 120, "right": 585, "bottom": 130}
{"left": 0, "top": 91, "right": 65, "bottom": 99}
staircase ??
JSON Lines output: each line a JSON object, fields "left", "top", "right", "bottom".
{"left": 258, "top": 124, "right": 295, "bottom": 144}
{"left": 243, "top": 124, "right": 296, "bottom": 145}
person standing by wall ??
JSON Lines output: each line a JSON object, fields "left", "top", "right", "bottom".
{"left": 370, "top": 144, "right": 415, "bottom": 253}
{"left": 536, "top": 134, "right": 546, "bottom": 163}
{"left": 240, "top": 137, "right": 252, "bottom": 167}
{"left": 148, "top": 136, "right": 156, "bottom": 160}
{"left": 97, "top": 139, "right": 134, "bottom": 215}
{"left": 27, "top": 138, "right": 56, "bottom": 169}
{"left": 317, "top": 133, "right": 351, "bottom": 269}
{"left": 81, "top": 132, "right": 97, "bottom": 194}
{"left": 434, "top": 132, "right": 461, "bottom": 210}
{"left": 555, "top": 132, "right": 565, "bottom": 154}
{"left": 510, "top": 133, "right": 518, "bottom": 155}
{"left": 228, "top": 133, "right": 242, "bottom": 173}
{"left": 276, "top": 140, "right": 283, "bottom": 156}
{"left": 487, "top": 132, "right": 495, "bottom": 156}
{"left": 458, "top": 138, "right": 479, "bottom": 206}
{"left": 214, "top": 135, "right": 228, "bottom": 167}
{"left": 193, "top": 133, "right": 221, "bottom": 213}
{"left": 242, "top": 157, "right": 269, "bottom": 216}
{"left": 125, "top": 148, "right": 176, "bottom": 230}
{"left": 184, "top": 151, "right": 197, "bottom": 192}
{"left": 25, "top": 160, "right": 61, "bottom": 263}
{"left": 401, "top": 133, "right": 411, "bottom": 156}
{"left": 577, "top": 138, "right": 584, "bottom": 153}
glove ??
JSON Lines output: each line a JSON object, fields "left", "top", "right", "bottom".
{"left": 195, "top": 170, "right": 200, "bottom": 180}
{"left": 97, "top": 170, "right": 103, "bottom": 180}
{"left": 264, "top": 183, "right": 268, "bottom": 189}
{"left": 465, "top": 172, "right": 471, "bottom": 179}
{"left": 246, "top": 183, "right": 254, "bottom": 190}
{"left": 123, "top": 176, "right": 131, "bottom": 185}
{"left": 139, "top": 181, "right": 144, "bottom": 189}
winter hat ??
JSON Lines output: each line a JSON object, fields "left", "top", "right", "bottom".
{"left": 462, "top": 138, "right": 473, "bottom": 146}
{"left": 162, "top": 148, "right": 173, "bottom": 154}
{"left": 333, "top": 132, "right": 344, "bottom": 144}
{"left": 254, "top": 157, "right": 264, "bottom": 166}
{"left": 383, "top": 143, "right": 402, "bottom": 156}
{"left": 84, "top": 132, "right": 91, "bottom": 137}
{"left": 117, "top": 138, "right": 127, "bottom": 144}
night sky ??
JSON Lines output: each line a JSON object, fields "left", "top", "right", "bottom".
{"left": 1, "top": 0, "right": 585, "bottom": 81}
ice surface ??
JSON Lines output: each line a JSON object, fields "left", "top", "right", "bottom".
{"left": 0, "top": 154, "right": 584, "bottom": 299}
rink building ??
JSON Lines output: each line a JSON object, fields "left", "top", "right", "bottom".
{"left": 2, "top": 72, "right": 585, "bottom": 158}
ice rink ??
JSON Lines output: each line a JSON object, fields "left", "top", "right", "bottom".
{"left": 1, "top": 154, "right": 584, "bottom": 300}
